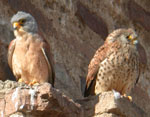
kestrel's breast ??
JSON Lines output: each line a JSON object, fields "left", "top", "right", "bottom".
{"left": 95, "top": 45, "right": 139, "bottom": 95}
{"left": 12, "top": 51, "right": 23, "bottom": 79}
{"left": 12, "top": 36, "right": 49, "bottom": 83}
{"left": 12, "top": 38, "right": 27, "bottom": 79}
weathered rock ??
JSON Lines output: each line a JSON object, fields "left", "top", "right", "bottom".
{"left": 0, "top": 23, "right": 15, "bottom": 81}
{"left": 0, "top": 81, "right": 83, "bottom": 117}
{"left": 0, "top": 0, "right": 16, "bottom": 81}
{"left": 98, "top": 113, "right": 119, "bottom": 117}
{"left": 76, "top": 1, "right": 108, "bottom": 39}
{"left": 126, "top": 0, "right": 150, "bottom": 32}
{"left": 0, "top": 81, "right": 147, "bottom": 117}
{"left": 78, "top": 92, "right": 146, "bottom": 117}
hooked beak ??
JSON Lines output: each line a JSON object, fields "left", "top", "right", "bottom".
{"left": 13, "top": 22, "right": 21, "bottom": 30}
{"left": 132, "top": 38, "right": 138, "bottom": 45}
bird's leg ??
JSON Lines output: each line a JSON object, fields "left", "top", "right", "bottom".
{"left": 29, "top": 79, "right": 39, "bottom": 86}
{"left": 123, "top": 94, "right": 132, "bottom": 101}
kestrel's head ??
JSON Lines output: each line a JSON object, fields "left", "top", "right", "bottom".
{"left": 106, "top": 28, "right": 138, "bottom": 45}
{"left": 11, "top": 11, "right": 38, "bottom": 34}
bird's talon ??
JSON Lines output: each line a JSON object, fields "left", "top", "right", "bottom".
{"left": 123, "top": 94, "right": 132, "bottom": 101}
{"left": 127, "top": 96, "right": 132, "bottom": 101}
{"left": 25, "top": 81, "right": 29, "bottom": 84}
{"left": 34, "top": 83, "right": 40, "bottom": 85}
{"left": 29, "top": 80, "right": 39, "bottom": 86}
{"left": 18, "top": 78, "right": 23, "bottom": 83}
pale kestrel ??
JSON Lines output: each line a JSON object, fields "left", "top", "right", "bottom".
{"left": 84, "top": 28, "right": 140, "bottom": 97}
{"left": 8, "top": 11, "right": 55, "bottom": 86}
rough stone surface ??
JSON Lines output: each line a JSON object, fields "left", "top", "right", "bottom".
{"left": 0, "top": 81, "right": 147, "bottom": 117}
{"left": 98, "top": 113, "right": 119, "bottom": 117}
{"left": 0, "top": 0, "right": 149, "bottom": 117}
{"left": 0, "top": 81, "right": 83, "bottom": 117}
{"left": 0, "top": 22, "right": 15, "bottom": 81}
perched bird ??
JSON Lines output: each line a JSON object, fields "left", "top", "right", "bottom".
{"left": 84, "top": 28, "right": 141, "bottom": 99}
{"left": 8, "top": 11, "right": 55, "bottom": 86}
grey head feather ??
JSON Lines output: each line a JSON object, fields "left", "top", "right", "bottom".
{"left": 11, "top": 11, "right": 38, "bottom": 33}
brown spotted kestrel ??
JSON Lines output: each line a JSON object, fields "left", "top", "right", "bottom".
{"left": 8, "top": 11, "right": 55, "bottom": 86}
{"left": 84, "top": 28, "right": 141, "bottom": 98}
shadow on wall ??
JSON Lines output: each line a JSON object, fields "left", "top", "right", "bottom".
{"left": 0, "top": 23, "right": 15, "bottom": 81}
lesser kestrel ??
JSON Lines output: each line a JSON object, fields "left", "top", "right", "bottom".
{"left": 84, "top": 28, "right": 141, "bottom": 98}
{"left": 8, "top": 11, "right": 55, "bottom": 86}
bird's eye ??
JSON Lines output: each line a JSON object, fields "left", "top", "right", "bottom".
{"left": 126, "top": 35, "right": 132, "bottom": 40}
{"left": 19, "top": 19, "right": 26, "bottom": 24}
{"left": 126, "top": 35, "right": 129, "bottom": 38}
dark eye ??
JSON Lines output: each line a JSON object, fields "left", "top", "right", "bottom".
{"left": 19, "top": 19, "right": 26, "bottom": 24}
{"left": 126, "top": 35, "right": 130, "bottom": 39}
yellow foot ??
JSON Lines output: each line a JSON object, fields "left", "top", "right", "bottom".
{"left": 18, "top": 78, "right": 23, "bottom": 83}
{"left": 127, "top": 96, "right": 132, "bottom": 101}
{"left": 123, "top": 94, "right": 132, "bottom": 101}
{"left": 29, "top": 80, "right": 39, "bottom": 86}
{"left": 18, "top": 78, "right": 29, "bottom": 84}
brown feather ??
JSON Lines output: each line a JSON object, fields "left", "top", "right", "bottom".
{"left": 40, "top": 41, "right": 55, "bottom": 87}
{"left": 84, "top": 41, "right": 120, "bottom": 96}
{"left": 84, "top": 28, "right": 141, "bottom": 97}
{"left": 8, "top": 40, "right": 16, "bottom": 69}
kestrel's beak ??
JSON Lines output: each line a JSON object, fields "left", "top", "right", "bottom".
{"left": 13, "top": 22, "right": 21, "bottom": 30}
{"left": 128, "top": 35, "right": 138, "bottom": 45}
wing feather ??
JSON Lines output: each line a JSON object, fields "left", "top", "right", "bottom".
{"left": 135, "top": 43, "right": 147, "bottom": 84}
{"left": 41, "top": 41, "right": 55, "bottom": 87}
{"left": 8, "top": 39, "right": 16, "bottom": 69}
{"left": 84, "top": 41, "right": 119, "bottom": 96}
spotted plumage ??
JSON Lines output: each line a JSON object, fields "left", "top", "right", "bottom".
{"left": 84, "top": 28, "right": 141, "bottom": 97}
